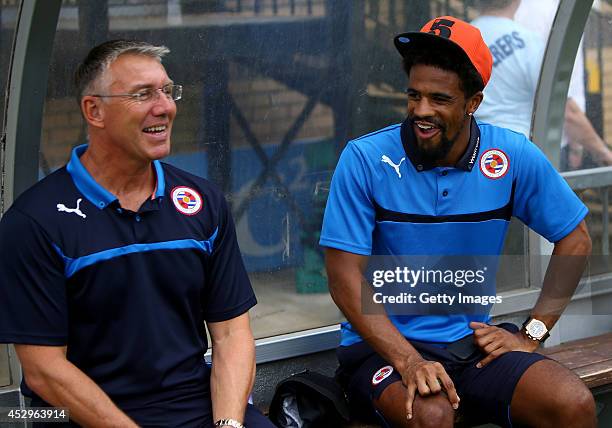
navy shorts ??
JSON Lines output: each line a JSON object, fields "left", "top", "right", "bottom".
{"left": 336, "top": 323, "right": 548, "bottom": 428}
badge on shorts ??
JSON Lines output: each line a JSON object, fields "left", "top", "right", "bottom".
{"left": 480, "top": 149, "right": 509, "bottom": 179}
{"left": 171, "top": 186, "right": 203, "bottom": 215}
{"left": 372, "top": 365, "right": 394, "bottom": 386}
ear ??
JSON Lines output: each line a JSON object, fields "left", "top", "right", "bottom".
{"left": 467, "top": 91, "right": 484, "bottom": 116}
{"left": 81, "top": 96, "right": 105, "bottom": 129}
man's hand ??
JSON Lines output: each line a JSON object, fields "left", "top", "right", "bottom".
{"left": 470, "top": 322, "right": 539, "bottom": 368}
{"left": 398, "top": 356, "right": 460, "bottom": 420}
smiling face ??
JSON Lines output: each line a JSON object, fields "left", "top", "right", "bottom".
{"left": 407, "top": 64, "right": 482, "bottom": 165}
{"left": 93, "top": 53, "right": 176, "bottom": 163}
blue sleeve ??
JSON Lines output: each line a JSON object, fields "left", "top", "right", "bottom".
{"left": 0, "top": 208, "right": 68, "bottom": 345}
{"left": 319, "top": 142, "right": 375, "bottom": 255}
{"left": 513, "top": 140, "right": 588, "bottom": 242}
{"left": 201, "top": 194, "right": 256, "bottom": 322}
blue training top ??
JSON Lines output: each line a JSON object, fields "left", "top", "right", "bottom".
{"left": 320, "top": 118, "right": 587, "bottom": 347}
{"left": 0, "top": 145, "right": 256, "bottom": 426}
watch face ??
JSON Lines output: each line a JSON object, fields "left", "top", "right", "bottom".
{"left": 527, "top": 319, "right": 547, "bottom": 339}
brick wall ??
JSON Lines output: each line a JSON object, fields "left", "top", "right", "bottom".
{"left": 228, "top": 64, "right": 333, "bottom": 147}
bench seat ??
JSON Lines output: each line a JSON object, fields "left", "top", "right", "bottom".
{"left": 540, "top": 332, "right": 612, "bottom": 393}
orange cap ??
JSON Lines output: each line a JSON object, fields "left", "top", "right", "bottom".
{"left": 394, "top": 16, "right": 493, "bottom": 88}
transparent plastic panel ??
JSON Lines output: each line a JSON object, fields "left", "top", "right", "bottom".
{"left": 41, "top": 0, "right": 348, "bottom": 339}
{"left": 515, "top": 0, "right": 612, "bottom": 171}
{"left": 36, "top": 0, "right": 600, "bottom": 340}
{"left": 573, "top": 1, "right": 612, "bottom": 278}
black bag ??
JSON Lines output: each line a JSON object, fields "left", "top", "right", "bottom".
{"left": 268, "top": 370, "right": 350, "bottom": 428}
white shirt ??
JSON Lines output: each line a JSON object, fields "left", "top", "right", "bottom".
{"left": 472, "top": 16, "right": 544, "bottom": 137}
{"left": 514, "top": 0, "right": 586, "bottom": 110}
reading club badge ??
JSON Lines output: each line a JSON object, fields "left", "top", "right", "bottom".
{"left": 171, "top": 186, "right": 203, "bottom": 215}
{"left": 372, "top": 365, "right": 394, "bottom": 385}
{"left": 480, "top": 149, "right": 509, "bottom": 179}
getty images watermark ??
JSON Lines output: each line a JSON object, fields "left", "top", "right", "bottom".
{"left": 371, "top": 264, "right": 500, "bottom": 306}
{"left": 362, "top": 255, "right": 596, "bottom": 315}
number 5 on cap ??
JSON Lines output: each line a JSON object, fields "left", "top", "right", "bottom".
{"left": 428, "top": 18, "right": 455, "bottom": 38}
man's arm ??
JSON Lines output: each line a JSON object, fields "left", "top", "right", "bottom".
{"left": 529, "top": 219, "right": 591, "bottom": 329}
{"left": 565, "top": 98, "right": 612, "bottom": 166}
{"left": 14, "top": 345, "right": 137, "bottom": 427}
{"left": 325, "top": 248, "right": 460, "bottom": 419}
{"left": 208, "top": 312, "right": 255, "bottom": 426}
{"left": 471, "top": 220, "right": 592, "bottom": 366}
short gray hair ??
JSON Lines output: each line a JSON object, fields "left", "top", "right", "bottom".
{"left": 74, "top": 40, "right": 170, "bottom": 103}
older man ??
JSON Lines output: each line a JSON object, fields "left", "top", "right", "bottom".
{"left": 0, "top": 40, "right": 272, "bottom": 428}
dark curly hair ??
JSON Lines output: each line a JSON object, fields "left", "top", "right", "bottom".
{"left": 402, "top": 47, "right": 484, "bottom": 98}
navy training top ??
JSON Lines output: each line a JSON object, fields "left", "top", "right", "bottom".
{"left": 0, "top": 144, "right": 256, "bottom": 426}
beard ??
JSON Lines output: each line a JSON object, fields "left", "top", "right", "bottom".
{"left": 417, "top": 132, "right": 455, "bottom": 163}
{"left": 410, "top": 116, "right": 456, "bottom": 163}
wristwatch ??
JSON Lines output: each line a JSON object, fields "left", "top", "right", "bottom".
{"left": 522, "top": 317, "right": 550, "bottom": 342}
{"left": 214, "top": 418, "right": 245, "bottom": 428}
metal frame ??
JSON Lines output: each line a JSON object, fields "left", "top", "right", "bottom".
{"left": 209, "top": 325, "right": 342, "bottom": 364}
{"left": 563, "top": 166, "right": 612, "bottom": 190}
{"left": 0, "top": 0, "right": 61, "bottom": 394}
{"left": 564, "top": 167, "right": 612, "bottom": 255}
{"left": 528, "top": 0, "right": 594, "bottom": 291}
{"left": 251, "top": 274, "right": 612, "bottom": 363}
{"left": 2, "top": 0, "right": 62, "bottom": 213}
{"left": 531, "top": 0, "right": 594, "bottom": 168}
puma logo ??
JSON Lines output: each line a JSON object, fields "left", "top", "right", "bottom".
{"left": 57, "top": 198, "right": 87, "bottom": 219}
{"left": 381, "top": 155, "right": 406, "bottom": 178}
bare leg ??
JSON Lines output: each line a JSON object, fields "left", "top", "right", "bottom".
{"left": 373, "top": 381, "right": 454, "bottom": 428}
{"left": 510, "top": 359, "right": 596, "bottom": 428}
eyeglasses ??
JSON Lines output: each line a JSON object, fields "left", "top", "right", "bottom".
{"left": 89, "top": 83, "right": 183, "bottom": 102}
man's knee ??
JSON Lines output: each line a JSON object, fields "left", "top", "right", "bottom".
{"left": 514, "top": 359, "right": 597, "bottom": 427}
{"left": 552, "top": 382, "right": 597, "bottom": 426}
{"left": 410, "top": 395, "right": 454, "bottom": 428}
{"left": 374, "top": 384, "right": 454, "bottom": 428}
